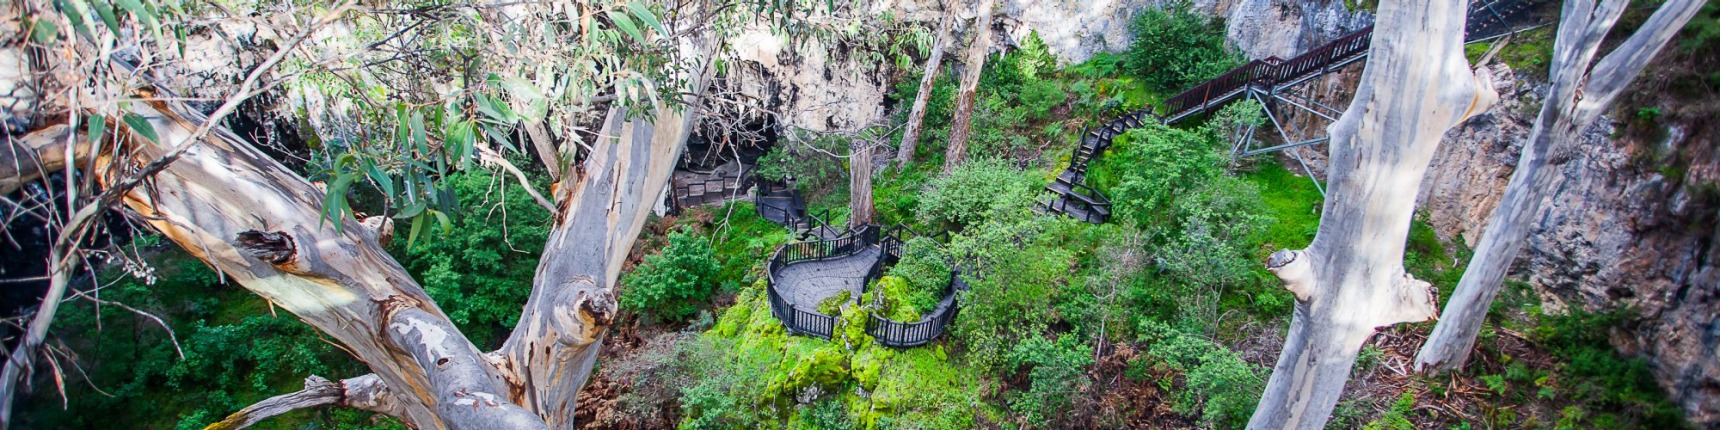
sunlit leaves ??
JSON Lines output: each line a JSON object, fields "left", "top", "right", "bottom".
{"left": 605, "top": 10, "right": 646, "bottom": 44}
{"left": 627, "top": 1, "right": 668, "bottom": 37}
{"left": 120, "top": 113, "right": 159, "bottom": 144}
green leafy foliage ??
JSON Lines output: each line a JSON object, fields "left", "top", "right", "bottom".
{"left": 1135, "top": 320, "right": 1265, "bottom": 429}
{"left": 881, "top": 237, "right": 950, "bottom": 315}
{"left": 21, "top": 250, "right": 391, "bottom": 430}
{"left": 1006, "top": 335, "right": 1094, "bottom": 427}
{"left": 621, "top": 228, "right": 723, "bottom": 323}
{"left": 1529, "top": 309, "right": 1692, "bottom": 428}
{"left": 1123, "top": 1, "right": 1243, "bottom": 93}
{"left": 395, "top": 170, "right": 548, "bottom": 347}
{"left": 1361, "top": 393, "right": 1418, "bottom": 430}
{"left": 915, "top": 158, "right": 1040, "bottom": 229}
{"left": 948, "top": 213, "right": 1078, "bottom": 372}
{"left": 756, "top": 131, "right": 851, "bottom": 204}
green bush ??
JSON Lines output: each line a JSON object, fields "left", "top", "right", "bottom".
{"left": 1124, "top": 1, "right": 1243, "bottom": 93}
{"left": 1136, "top": 320, "right": 1265, "bottom": 429}
{"left": 949, "top": 214, "right": 1077, "bottom": 372}
{"left": 916, "top": 159, "right": 1040, "bottom": 229}
{"left": 867, "top": 276, "right": 924, "bottom": 322}
{"left": 1006, "top": 335, "right": 1095, "bottom": 427}
{"left": 1089, "top": 123, "right": 1227, "bottom": 227}
{"left": 398, "top": 170, "right": 549, "bottom": 346}
{"left": 21, "top": 251, "right": 388, "bottom": 430}
{"left": 621, "top": 229, "right": 723, "bottom": 323}
{"left": 1532, "top": 309, "right": 1690, "bottom": 428}
{"left": 883, "top": 237, "right": 951, "bottom": 314}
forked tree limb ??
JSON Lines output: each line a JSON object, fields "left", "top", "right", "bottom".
{"left": 204, "top": 374, "right": 405, "bottom": 430}
{"left": 1414, "top": 0, "right": 1704, "bottom": 373}
{"left": 1248, "top": 0, "right": 1497, "bottom": 427}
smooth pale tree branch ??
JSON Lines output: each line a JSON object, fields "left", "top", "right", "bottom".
{"left": 1248, "top": 0, "right": 1495, "bottom": 427}
{"left": 204, "top": 374, "right": 406, "bottom": 430}
{"left": 1414, "top": 0, "right": 1703, "bottom": 373}
{"left": 477, "top": 145, "right": 558, "bottom": 212}
{"left": 1578, "top": 0, "right": 1704, "bottom": 120}
{"left": 495, "top": 32, "right": 716, "bottom": 428}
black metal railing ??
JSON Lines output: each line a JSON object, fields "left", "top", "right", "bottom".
{"left": 1044, "top": 110, "right": 1153, "bottom": 224}
{"left": 764, "top": 226, "right": 882, "bottom": 339}
{"left": 753, "top": 177, "right": 835, "bottom": 237}
{"left": 1160, "top": 0, "right": 1546, "bottom": 124}
{"left": 764, "top": 224, "right": 968, "bottom": 347}
{"left": 866, "top": 268, "right": 969, "bottom": 348}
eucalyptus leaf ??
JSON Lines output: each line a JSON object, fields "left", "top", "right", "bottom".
{"left": 56, "top": 0, "right": 93, "bottom": 39}
{"left": 84, "top": 114, "right": 104, "bottom": 145}
{"left": 91, "top": 0, "right": 120, "bottom": 37}
{"left": 406, "top": 213, "right": 425, "bottom": 248}
{"left": 605, "top": 10, "right": 646, "bottom": 44}
{"left": 31, "top": 19, "right": 60, "bottom": 45}
{"left": 121, "top": 113, "right": 159, "bottom": 144}
{"left": 626, "top": 1, "right": 667, "bottom": 36}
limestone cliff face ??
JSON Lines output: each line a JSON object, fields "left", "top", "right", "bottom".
{"left": 731, "top": 0, "right": 1370, "bottom": 132}
{"left": 1417, "top": 68, "right": 1720, "bottom": 424}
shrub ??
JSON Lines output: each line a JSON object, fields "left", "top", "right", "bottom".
{"left": 949, "top": 214, "right": 1077, "bottom": 372}
{"left": 883, "top": 237, "right": 951, "bottom": 314}
{"left": 1123, "top": 1, "right": 1244, "bottom": 93}
{"left": 1089, "top": 123, "right": 1227, "bottom": 227}
{"left": 399, "top": 170, "right": 550, "bottom": 346}
{"left": 1532, "top": 308, "right": 1690, "bottom": 428}
{"left": 620, "top": 228, "right": 722, "bottom": 323}
{"left": 818, "top": 290, "right": 852, "bottom": 316}
{"left": 1136, "top": 320, "right": 1265, "bottom": 429}
{"left": 916, "top": 159, "right": 1040, "bottom": 229}
{"left": 867, "top": 276, "right": 924, "bottom": 322}
{"left": 1006, "top": 335, "right": 1095, "bottom": 427}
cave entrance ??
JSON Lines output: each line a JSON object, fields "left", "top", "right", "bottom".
{"left": 664, "top": 116, "right": 778, "bottom": 213}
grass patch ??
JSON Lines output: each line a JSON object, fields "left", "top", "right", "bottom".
{"left": 1239, "top": 162, "right": 1323, "bottom": 252}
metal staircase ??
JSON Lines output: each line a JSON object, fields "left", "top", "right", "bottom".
{"left": 1042, "top": 0, "right": 1549, "bottom": 224}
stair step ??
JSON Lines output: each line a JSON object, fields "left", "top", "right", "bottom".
{"left": 1048, "top": 198, "right": 1106, "bottom": 224}
{"left": 1045, "top": 181, "right": 1107, "bottom": 206}
{"left": 1057, "top": 170, "right": 1083, "bottom": 184}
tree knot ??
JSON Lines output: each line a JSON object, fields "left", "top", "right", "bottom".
{"left": 1267, "top": 249, "right": 1317, "bottom": 302}
{"left": 235, "top": 230, "right": 296, "bottom": 265}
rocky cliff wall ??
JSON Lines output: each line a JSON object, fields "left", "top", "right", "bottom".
{"left": 1416, "top": 66, "right": 1720, "bottom": 424}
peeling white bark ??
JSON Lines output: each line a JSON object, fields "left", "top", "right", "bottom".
{"left": 942, "top": 0, "right": 993, "bottom": 174}
{"left": 496, "top": 49, "right": 710, "bottom": 427}
{"left": 895, "top": 14, "right": 952, "bottom": 166}
{"left": 1247, "top": 0, "right": 1497, "bottom": 428}
{"left": 203, "top": 374, "right": 404, "bottom": 430}
{"left": 1415, "top": 0, "right": 1705, "bottom": 373}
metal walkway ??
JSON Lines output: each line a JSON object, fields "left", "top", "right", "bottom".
{"left": 1043, "top": 0, "right": 1550, "bottom": 223}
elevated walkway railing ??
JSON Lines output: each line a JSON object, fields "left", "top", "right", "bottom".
{"left": 1161, "top": 0, "right": 1545, "bottom": 124}
{"left": 764, "top": 226, "right": 880, "bottom": 338}
{"left": 764, "top": 224, "right": 965, "bottom": 347}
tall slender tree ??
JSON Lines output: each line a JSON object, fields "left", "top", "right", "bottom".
{"left": 1247, "top": 0, "right": 1498, "bottom": 428}
{"left": 1415, "top": 0, "right": 1706, "bottom": 372}
{"left": 0, "top": 0, "right": 828, "bottom": 428}
{"left": 896, "top": 11, "right": 953, "bottom": 166}
{"left": 850, "top": 138, "right": 876, "bottom": 227}
{"left": 941, "top": 0, "right": 993, "bottom": 174}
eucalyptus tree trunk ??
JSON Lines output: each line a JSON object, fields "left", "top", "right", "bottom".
{"left": 1247, "top": 0, "right": 1498, "bottom": 428}
{"left": 896, "top": 13, "right": 952, "bottom": 166}
{"left": 941, "top": 0, "right": 993, "bottom": 174}
{"left": 850, "top": 139, "right": 875, "bottom": 227}
{"left": 1414, "top": 0, "right": 1705, "bottom": 373}
{"left": 0, "top": 67, "right": 707, "bottom": 430}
